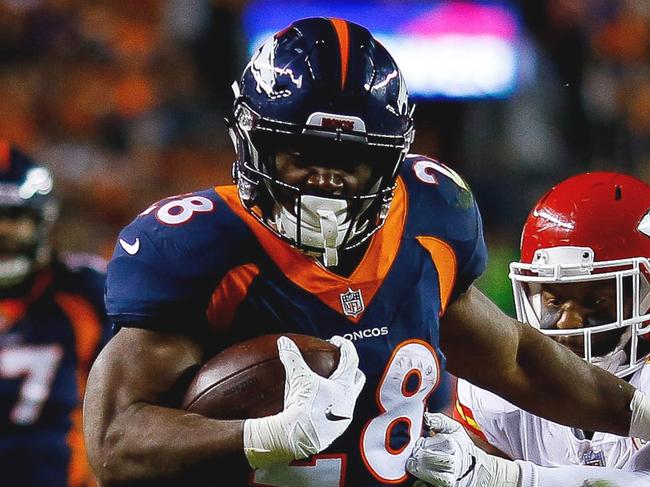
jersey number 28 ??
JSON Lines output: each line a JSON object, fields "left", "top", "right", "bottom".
{"left": 252, "top": 340, "right": 440, "bottom": 486}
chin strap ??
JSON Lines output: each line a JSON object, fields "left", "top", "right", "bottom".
{"left": 316, "top": 208, "right": 340, "bottom": 267}
{"left": 273, "top": 195, "right": 351, "bottom": 268}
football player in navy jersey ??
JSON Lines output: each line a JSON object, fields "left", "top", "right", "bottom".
{"left": 0, "top": 141, "right": 111, "bottom": 487}
{"left": 84, "top": 17, "right": 650, "bottom": 487}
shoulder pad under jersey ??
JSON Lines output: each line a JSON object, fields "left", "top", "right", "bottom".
{"left": 105, "top": 188, "right": 254, "bottom": 330}
{"left": 399, "top": 154, "right": 487, "bottom": 297}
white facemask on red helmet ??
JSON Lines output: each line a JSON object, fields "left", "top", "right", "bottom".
{"left": 510, "top": 172, "right": 650, "bottom": 378}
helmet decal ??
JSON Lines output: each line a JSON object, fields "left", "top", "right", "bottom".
{"left": 531, "top": 207, "right": 575, "bottom": 230}
{"left": 639, "top": 211, "right": 650, "bottom": 238}
{"left": 250, "top": 36, "right": 303, "bottom": 98}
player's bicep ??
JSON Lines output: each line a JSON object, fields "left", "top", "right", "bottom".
{"left": 83, "top": 327, "right": 203, "bottom": 459}
{"left": 440, "top": 286, "right": 521, "bottom": 390}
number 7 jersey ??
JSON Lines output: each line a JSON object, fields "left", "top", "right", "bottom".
{"left": 106, "top": 155, "right": 488, "bottom": 486}
{"left": 0, "top": 255, "right": 110, "bottom": 487}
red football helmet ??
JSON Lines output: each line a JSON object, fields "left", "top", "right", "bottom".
{"left": 510, "top": 172, "right": 650, "bottom": 377}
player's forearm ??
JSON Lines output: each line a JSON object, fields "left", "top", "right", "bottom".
{"left": 505, "top": 323, "right": 635, "bottom": 436}
{"left": 94, "top": 403, "right": 244, "bottom": 486}
{"left": 516, "top": 459, "right": 650, "bottom": 487}
{"left": 442, "top": 288, "right": 638, "bottom": 436}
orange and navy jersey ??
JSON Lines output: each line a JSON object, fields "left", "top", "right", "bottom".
{"left": 0, "top": 254, "right": 110, "bottom": 487}
{"left": 106, "top": 154, "right": 487, "bottom": 486}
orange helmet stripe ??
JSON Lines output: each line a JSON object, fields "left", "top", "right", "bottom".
{"left": 330, "top": 18, "right": 350, "bottom": 91}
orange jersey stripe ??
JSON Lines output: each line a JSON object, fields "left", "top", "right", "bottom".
{"left": 0, "top": 271, "right": 52, "bottom": 332}
{"left": 215, "top": 179, "right": 407, "bottom": 323}
{"left": 415, "top": 236, "right": 457, "bottom": 315}
{"left": 330, "top": 18, "right": 350, "bottom": 91}
{"left": 0, "top": 299, "right": 27, "bottom": 332}
{"left": 55, "top": 293, "right": 102, "bottom": 369}
{"left": 206, "top": 263, "right": 261, "bottom": 333}
{"left": 54, "top": 293, "right": 103, "bottom": 487}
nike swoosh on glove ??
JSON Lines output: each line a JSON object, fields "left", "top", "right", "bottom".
{"left": 243, "top": 335, "right": 365, "bottom": 468}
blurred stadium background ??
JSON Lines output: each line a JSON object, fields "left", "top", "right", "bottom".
{"left": 0, "top": 0, "right": 648, "bottom": 315}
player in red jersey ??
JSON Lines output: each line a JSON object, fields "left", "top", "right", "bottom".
{"left": 84, "top": 18, "right": 650, "bottom": 486}
{"left": 0, "top": 141, "right": 111, "bottom": 486}
{"left": 406, "top": 173, "right": 650, "bottom": 486}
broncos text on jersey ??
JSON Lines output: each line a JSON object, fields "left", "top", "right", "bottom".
{"left": 106, "top": 155, "right": 488, "bottom": 486}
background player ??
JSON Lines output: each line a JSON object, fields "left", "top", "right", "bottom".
{"left": 0, "top": 141, "right": 111, "bottom": 486}
{"left": 84, "top": 18, "right": 650, "bottom": 486}
{"left": 407, "top": 172, "right": 650, "bottom": 486}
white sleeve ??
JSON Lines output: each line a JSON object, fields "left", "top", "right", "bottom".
{"left": 456, "top": 380, "right": 522, "bottom": 458}
{"left": 516, "top": 459, "right": 650, "bottom": 487}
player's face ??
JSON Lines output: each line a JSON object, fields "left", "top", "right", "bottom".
{"left": 538, "top": 280, "right": 630, "bottom": 357}
{"left": 0, "top": 211, "right": 38, "bottom": 259}
{"left": 273, "top": 142, "right": 375, "bottom": 214}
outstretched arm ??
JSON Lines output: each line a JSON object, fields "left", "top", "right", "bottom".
{"left": 516, "top": 459, "right": 650, "bottom": 487}
{"left": 407, "top": 413, "right": 650, "bottom": 487}
{"left": 440, "top": 286, "right": 636, "bottom": 436}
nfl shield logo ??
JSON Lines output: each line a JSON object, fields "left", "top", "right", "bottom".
{"left": 581, "top": 449, "right": 606, "bottom": 467}
{"left": 340, "top": 288, "right": 365, "bottom": 317}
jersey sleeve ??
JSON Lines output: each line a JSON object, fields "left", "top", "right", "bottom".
{"left": 453, "top": 197, "right": 487, "bottom": 298}
{"left": 516, "top": 454, "right": 650, "bottom": 487}
{"left": 400, "top": 155, "right": 488, "bottom": 299}
{"left": 631, "top": 361, "right": 650, "bottom": 395}
{"left": 57, "top": 253, "right": 113, "bottom": 362}
{"left": 105, "top": 190, "right": 249, "bottom": 337}
{"left": 106, "top": 234, "right": 207, "bottom": 332}
{"left": 455, "top": 379, "right": 523, "bottom": 459}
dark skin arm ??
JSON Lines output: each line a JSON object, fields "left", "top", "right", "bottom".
{"left": 440, "top": 286, "right": 634, "bottom": 436}
{"left": 83, "top": 327, "right": 245, "bottom": 486}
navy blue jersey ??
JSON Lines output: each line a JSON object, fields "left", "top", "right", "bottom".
{"left": 106, "top": 155, "right": 487, "bottom": 486}
{"left": 0, "top": 254, "right": 110, "bottom": 487}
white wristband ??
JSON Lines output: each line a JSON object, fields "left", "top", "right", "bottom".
{"left": 629, "top": 389, "right": 650, "bottom": 441}
{"left": 243, "top": 414, "right": 299, "bottom": 469}
{"left": 488, "top": 454, "right": 521, "bottom": 487}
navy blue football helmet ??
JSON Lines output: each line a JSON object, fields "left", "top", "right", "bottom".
{"left": 0, "top": 142, "right": 58, "bottom": 286}
{"left": 229, "top": 17, "right": 414, "bottom": 265}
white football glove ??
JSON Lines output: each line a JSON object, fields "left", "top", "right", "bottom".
{"left": 406, "top": 413, "right": 520, "bottom": 487}
{"left": 243, "top": 335, "right": 365, "bottom": 468}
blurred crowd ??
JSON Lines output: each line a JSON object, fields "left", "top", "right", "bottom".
{"left": 0, "top": 0, "right": 242, "bottom": 256}
{"left": 0, "top": 0, "right": 648, "bottom": 309}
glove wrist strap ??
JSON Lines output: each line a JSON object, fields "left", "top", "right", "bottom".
{"left": 629, "top": 389, "right": 650, "bottom": 440}
{"left": 481, "top": 451, "right": 521, "bottom": 487}
{"left": 243, "top": 415, "right": 292, "bottom": 469}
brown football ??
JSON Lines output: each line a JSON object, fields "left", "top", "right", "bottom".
{"left": 182, "top": 333, "right": 340, "bottom": 419}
